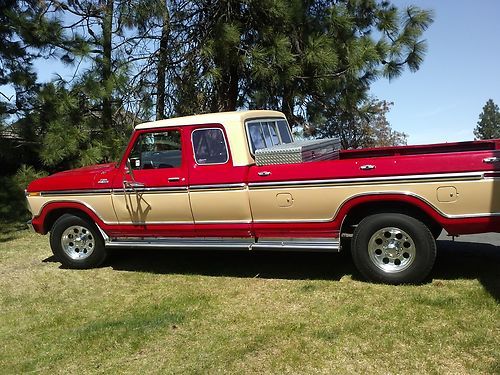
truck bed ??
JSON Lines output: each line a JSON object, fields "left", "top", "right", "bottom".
{"left": 339, "top": 139, "right": 500, "bottom": 160}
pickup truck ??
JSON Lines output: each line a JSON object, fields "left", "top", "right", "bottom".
{"left": 26, "top": 110, "right": 500, "bottom": 284}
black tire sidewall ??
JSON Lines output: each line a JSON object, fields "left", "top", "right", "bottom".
{"left": 352, "top": 213, "right": 436, "bottom": 284}
{"left": 49, "top": 214, "right": 107, "bottom": 269}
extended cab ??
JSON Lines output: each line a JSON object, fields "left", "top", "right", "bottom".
{"left": 26, "top": 110, "right": 500, "bottom": 284}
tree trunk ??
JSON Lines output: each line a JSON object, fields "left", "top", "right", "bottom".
{"left": 155, "top": 5, "right": 170, "bottom": 120}
{"left": 101, "top": 0, "right": 113, "bottom": 133}
{"left": 281, "top": 84, "right": 294, "bottom": 129}
{"left": 227, "top": 64, "right": 239, "bottom": 111}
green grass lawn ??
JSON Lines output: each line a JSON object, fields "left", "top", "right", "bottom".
{"left": 1, "top": 224, "right": 499, "bottom": 374}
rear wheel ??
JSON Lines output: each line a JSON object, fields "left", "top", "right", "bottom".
{"left": 351, "top": 213, "right": 436, "bottom": 284}
{"left": 50, "top": 214, "right": 108, "bottom": 269}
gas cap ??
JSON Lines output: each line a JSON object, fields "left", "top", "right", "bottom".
{"left": 276, "top": 193, "right": 293, "bottom": 207}
{"left": 437, "top": 186, "right": 458, "bottom": 203}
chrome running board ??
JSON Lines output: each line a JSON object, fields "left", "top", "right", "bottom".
{"left": 252, "top": 239, "right": 340, "bottom": 252}
{"left": 105, "top": 237, "right": 340, "bottom": 252}
{"left": 105, "top": 237, "right": 254, "bottom": 249}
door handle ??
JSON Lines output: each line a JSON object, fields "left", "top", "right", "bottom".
{"left": 360, "top": 164, "right": 376, "bottom": 170}
{"left": 483, "top": 157, "right": 500, "bottom": 164}
{"left": 257, "top": 171, "right": 272, "bottom": 176}
{"left": 168, "top": 177, "right": 180, "bottom": 182}
{"left": 123, "top": 181, "right": 145, "bottom": 188}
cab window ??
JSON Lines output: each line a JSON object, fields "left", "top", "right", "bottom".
{"left": 129, "top": 130, "right": 181, "bottom": 169}
{"left": 192, "top": 128, "right": 229, "bottom": 165}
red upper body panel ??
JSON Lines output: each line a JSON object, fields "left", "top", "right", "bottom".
{"left": 27, "top": 139, "right": 500, "bottom": 192}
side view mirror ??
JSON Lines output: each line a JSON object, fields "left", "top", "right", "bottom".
{"left": 125, "top": 158, "right": 137, "bottom": 182}
{"left": 123, "top": 158, "right": 145, "bottom": 190}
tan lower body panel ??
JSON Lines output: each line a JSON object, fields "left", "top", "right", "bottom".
{"left": 189, "top": 189, "right": 253, "bottom": 223}
{"left": 112, "top": 192, "right": 193, "bottom": 224}
{"left": 248, "top": 179, "right": 500, "bottom": 222}
{"left": 29, "top": 195, "right": 118, "bottom": 223}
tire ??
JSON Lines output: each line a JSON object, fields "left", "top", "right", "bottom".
{"left": 430, "top": 225, "right": 442, "bottom": 240}
{"left": 49, "top": 214, "right": 108, "bottom": 269}
{"left": 351, "top": 213, "right": 436, "bottom": 284}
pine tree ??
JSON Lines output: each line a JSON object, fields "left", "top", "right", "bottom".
{"left": 165, "top": 0, "right": 432, "bottom": 140}
{"left": 39, "top": 0, "right": 146, "bottom": 165}
{"left": 0, "top": 0, "right": 65, "bottom": 174}
{"left": 474, "top": 99, "right": 500, "bottom": 140}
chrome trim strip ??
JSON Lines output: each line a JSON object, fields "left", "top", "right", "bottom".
{"left": 189, "top": 183, "right": 246, "bottom": 191}
{"left": 113, "top": 186, "right": 188, "bottom": 194}
{"left": 248, "top": 171, "right": 485, "bottom": 189}
{"left": 114, "top": 220, "right": 250, "bottom": 225}
{"left": 40, "top": 189, "right": 113, "bottom": 196}
{"left": 193, "top": 220, "right": 252, "bottom": 224}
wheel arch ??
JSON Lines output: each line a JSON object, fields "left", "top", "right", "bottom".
{"left": 339, "top": 194, "right": 443, "bottom": 236}
{"left": 37, "top": 202, "right": 105, "bottom": 234}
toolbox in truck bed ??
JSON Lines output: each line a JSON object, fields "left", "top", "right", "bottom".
{"left": 255, "top": 138, "right": 341, "bottom": 166}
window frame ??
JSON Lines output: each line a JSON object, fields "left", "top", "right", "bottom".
{"left": 245, "top": 118, "right": 293, "bottom": 156}
{"left": 191, "top": 127, "right": 230, "bottom": 166}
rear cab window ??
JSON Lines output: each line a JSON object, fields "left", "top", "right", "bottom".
{"left": 246, "top": 118, "right": 293, "bottom": 154}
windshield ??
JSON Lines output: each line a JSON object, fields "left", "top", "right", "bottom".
{"left": 246, "top": 119, "right": 293, "bottom": 154}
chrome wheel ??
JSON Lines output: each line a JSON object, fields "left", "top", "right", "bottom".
{"left": 368, "top": 227, "right": 416, "bottom": 273}
{"left": 60, "top": 225, "right": 95, "bottom": 260}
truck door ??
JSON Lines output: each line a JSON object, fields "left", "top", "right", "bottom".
{"left": 112, "top": 127, "right": 193, "bottom": 227}
{"left": 187, "top": 125, "right": 253, "bottom": 238}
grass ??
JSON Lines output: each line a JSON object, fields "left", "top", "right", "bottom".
{"left": 0, "top": 224, "right": 499, "bottom": 374}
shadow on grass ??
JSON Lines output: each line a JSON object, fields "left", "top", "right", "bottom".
{"left": 108, "top": 249, "right": 357, "bottom": 282}
{"left": 432, "top": 239, "right": 500, "bottom": 302}
{"left": 0, "top": 221, "right": 29, "bottom": 243}
{"left": 42, "top": 238, "right": 500, "bottom": 300}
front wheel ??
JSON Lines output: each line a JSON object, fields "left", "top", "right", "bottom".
{"left": 351, "top": 213, "right": 436, "bottom": 284}
{"left": 50, "top": 214, "right": 108, "bottom": 269}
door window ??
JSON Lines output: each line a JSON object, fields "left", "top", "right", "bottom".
{"left": 129, "top": 130, "right": 182, "bottom": 169}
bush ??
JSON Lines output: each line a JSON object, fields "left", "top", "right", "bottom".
{"left": 0, "top": 166, "right": 48, "bottom": 222}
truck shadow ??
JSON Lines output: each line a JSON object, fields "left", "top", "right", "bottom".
{"left": 432, "top": 239, "right": 500, "bottom": 301}
{"left": 107, "top": 238, "right": 500, "bottom": 301}
{"left": 109, "top": 249, "right": 356, "bottom": 282}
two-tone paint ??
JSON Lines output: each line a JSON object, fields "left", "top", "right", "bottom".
{"left": 26, "top": 110, "right": 500, "bottom": 243}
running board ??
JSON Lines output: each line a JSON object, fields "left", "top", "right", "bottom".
{"left": 105, "top": 237, "right": 340, "bottom": 252}
{"left": 252, "top": 239, "right": 340, "bottom": 252}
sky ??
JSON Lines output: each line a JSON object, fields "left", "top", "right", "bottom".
{"left": 26, "top": 1, "right": 500, "bottom": 145}
{"left": 370, "top": 0, "right": 500, "bottom": 144}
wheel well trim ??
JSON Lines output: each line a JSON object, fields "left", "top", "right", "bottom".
{"left": 336, "top": 191, "right": 447, "bottom": 228}
{"left": 34, "top": 201, "right": 108, "bottom": 234}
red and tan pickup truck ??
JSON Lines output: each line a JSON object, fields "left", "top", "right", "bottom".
{"left": 26, "top": 110, "right": 500, "bottom": 284}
